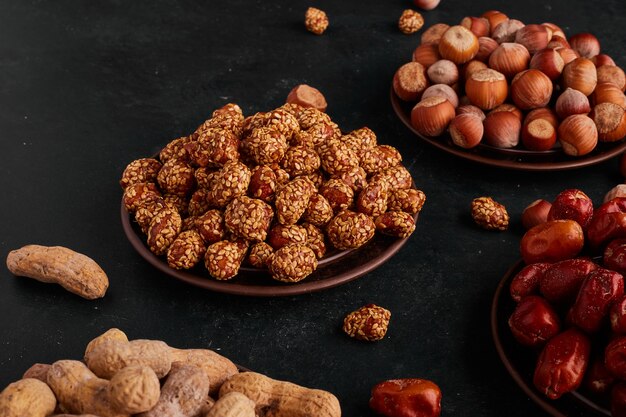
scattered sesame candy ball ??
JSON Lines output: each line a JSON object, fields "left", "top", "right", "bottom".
{"left": 398, "top": 9, "right": 425, "bottom": 35}
{"left": 471, "top": 196, "right": 509, "bottom": 231}
{"left": 305, "top": 7, "right": 329, "bottom": 35}
{"left": 343, "top": 304, "right": 391, "bottom": 342}
{"left": 269, "top": 243, "right": 318, "bottom": 282}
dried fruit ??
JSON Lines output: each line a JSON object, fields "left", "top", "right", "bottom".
{"left": 370, "top": 378, "right": 442, "bottom": 417}
{"left": 470, "top": 196, "right": 509, "bottom": 231}
{"left": 343, "top": 304, "right": 391, "bottom": 342}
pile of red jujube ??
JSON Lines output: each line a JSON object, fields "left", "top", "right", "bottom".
{"left": 510, "top": 189, "right": 626, "bottom": 415}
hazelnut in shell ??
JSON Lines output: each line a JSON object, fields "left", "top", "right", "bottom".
{"left": 411, "top": 96, "right": 456, "bottom": 137}
{"left": 522, "top": 118, "right": 557, "bottom": 151}
{"left": 558, "top": 114, "right": 598, "bottom": 156}
{"left": 591, "top": 54, "right": 616, "bottom": 68}
{"left": 510, "top": 69, "right": 553, "bottom": 110}
{"left": 421, "top": 84, "right": 459, "bottom": 108}
{"left": 438, "top": 25, "right": 479, "bottom": 64}
{"left": 393, "top": 62, "right": 429, "bottom": 101}
{"left": 427, "top": 60, "right": 459, "bottom": 85}
{"left": 489, "top": 103, "right": 523, "bottom": 123}
{"left": 525, "top": 107, "right": 559, "bottom": 129}
{"left": 475, "top": 36, "right": 499, "bottom": 62}
{"left": 591, "top": 82, "right": 626, "bottom": 109}
{"left": 412, "top": 43, "right": 442, "bottom": 69}
{"left": 515, "top": 24, "right": 551, "bottom": 54}
{"left": 462, "top": 60, "right": 488, "bottom": 81}
{"left": 522, "top": 199, "right": 552, "bottom": 230}
{"left": 460, "top": 16, "right": 490, "bottom": 38}
{"left": 590, "top": 102, "right": 626, "bottom": 142}
{"left": 597, "top": 65, "right": 626, "bottom": 92}
{"left": 483, "top": 111, "right": 521, "bottom": 148}
{"left": 488, "top": 43, "right": 531, "bottom": 79}
{"left": 449, "top": 113, "right": 484, "bottom": 148}
{"left": 457, "top": 104, "right": 486, "bottom": 121}
{"left": 556, "top": 48, "right": 581, "bottom": 66}
{"left": 492, "top": 19, "right": 525, "bottom": 44}
{"left": 414, "top": 0, "right": 440, "bottom": 11}
{"left": 530, "top": 48, "right": 565, "bottom": 81}
{"left": 555, "top": 88, "right": 591, "bottom": 119}
{"left": 568, "top": 33, "right": 601, "bottom": 59}
{"left": 562, "top": 58, "right": 598, "bottom": 96}
{"left": 465, "top": 68, "right": 508, "bottom": 110}
{"left": 481, "top": 11, "right": 509, "bottom": 36}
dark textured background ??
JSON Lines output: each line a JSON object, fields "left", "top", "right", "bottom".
{"left": 1, "top": 0, "right": 626, "bottom": 415}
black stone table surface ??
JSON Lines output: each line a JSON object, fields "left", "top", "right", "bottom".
{"left": 1, "top": 0, "right": 626, "bottom": 415}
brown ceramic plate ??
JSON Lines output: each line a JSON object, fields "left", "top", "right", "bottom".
{"left": 491, "top": 259, "right": 611, "bottom": 417}
{"left": 121, "top": 202, "right": 417, "bottom": 297}
{"left": 391, "top": 87, "right": 626, "bottom": 171}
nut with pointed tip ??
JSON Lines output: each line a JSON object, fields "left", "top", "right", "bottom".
{"left": 597, "top": 65, "right": 626, "bottom": 92}
{"left": 510, "top": 69, "right": 553, "bottom": 110}
{"left": 465, "top": 68, "right": 508, "bottom": 110}
{"left": 457, "top": 104, "right": 485, "bottom": 121}
{"left": 438, "top": 25, "right": 479, "bottom": 64}
{"left": 592, "top": 54, "right": 616, "bottom": 67}
{"left": 557, "top": 47, "right": 580, "bottom": 65}
{"left": 427, "top": 60, "right": 459, "bottom": 85}
{"left": 530, "top": 48, "right": 565, "bottom": 80}
{"left": 492, "top": 19, "right": 525, "bottom": 44}
{"left": 460, "top": 16, "right": 490, "bottom": 38}
{"left": 515, "top": 24, "right": 551, "bottom": 54}
{"left": 475, "top": 36, "right": 499, "bottom": 62}
{"left": 562, "top": 58, "right": 598, "bottom": 96}
{"left": 412, "top": 43, "right": 442, "bottom": 68}
{"left": 449, "top": 113, "right": 484, "bottom": 148}
{"left": 483, "top": 111, "right": 521, "bottom": 148}
{"left": 592, "top": 82, "right": 626, "bottom": 108}
{"left": 421, "top": 84, "right": 459, "bottom": 108}
{"left": 555, "top": 88, "right": 591, "bottom": 119}
{"left": 481, "top": 10, "right": 509, "bottom": 36}
{"left": 410, "top": 96, "right": 456, "bottom": 137}
{"left": 569, "top": 33, "right": 601, "bottom": 58}
{"left": 488, "top": 42, "right": 531, "bottom": 79}
{"left": 558, "top": 114, "right": 598, "bottom": 156}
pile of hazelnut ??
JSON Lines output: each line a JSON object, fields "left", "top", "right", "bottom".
{"left": 393, "top": 10, "right": 626, "bottom": 156}
{"left": 121, "top": 86, "right": 425, "bottom": 284}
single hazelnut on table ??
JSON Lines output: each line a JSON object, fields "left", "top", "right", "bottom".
{"left": 449, "top": 113, "right": 484, "bottom": 148}
{"left": 555, "top": 88, "right": 591, "bottom": 119}
{"left": 421, "top": 84, "right": 459, "bottom": 108}
{"left": 515, "top": 24, "right": 551, "bottom": 54}
{"left": 488, "top": 42, "right": 531, "bottom": 79}
{"left": 492, "top": 19, "right": 525, "bottom": 44}
{"left": 412, "top": 43, "right": 442, "bottom": 69}
{"left": 568, "top": 33, "right": 601, "bottom": 59}
{"left": 465, "top": 68, "right": 508, "bottom": 110}
{"left": 475, "top": 36, "right": 499, "bottom": 62}
{"left": 558, "top": 114, "right": 598, "bottom": 156}
{"left": 530, "top": 48, "right": 565, "bottom": 81}
{"left": 304, "top": 7, "right": 329, "bottom": 35}
{"left": 286, "top": 84, "right": 327, "bottom": 112}
{"left": 590, "top": 102, "right": 626, "bottom": 142}
{"left": 460, "top": 16, "right": 490, "bottom": 38}
{"left": 597, "top": 65, "right": 626, "bottom": 92}
{"left": 591, "top": 82, "right": 626, "bottom": 109}
{"left": 393, "top": 62, "right": 429, "bottom": 101}
{"left": 510, "top": 69, "right": 553, "bottom": 110}
{"left": 438, "top": 25, "right": 479, "bottom": 64}
{"left": 562, "top": 57, "right": 598, "bottom": 96}
{"left": 481, "top": 10, "right": 509, "bottom": 36}
{"left": 413, "top": 0, "right": 440, "bottom": 11}
{"left": 522, "top": 199, "right": 552, "bottom": 230}
{"left": 410, "top": 96, "right": 456, "bottom": 137}
{"left": 427, "top": 60, "right": 459, "bottom": 85}
{"left": 398, "top": 9, "right": 425, "bottom": 35}
{"left": 483, "top": 111, "right": 521, "bottom": 148}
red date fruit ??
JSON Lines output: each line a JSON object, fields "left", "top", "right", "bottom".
{"left": 585, "top": 356, "right": 615, "bottom": 395}
{"left": 533, "top": 328, "right": 591, "bottom": 400}
{"left": 570, "top": 268, "right": 624, "bottom": 333}
{"left": 539, "top": 258, "right": 598, "bottom": 304}
{"left": 612, "top": 382, "right": 626, "bottom": 417}
{"left": 508, "top": 295, "right": 561, "bottom": 346}
{"left": 548, "top": 188, "right": 594, "bottom": 229}
{"left": 606, "top": 336, "right": 626, "bottom": 379}
{"left": 587, "top": 198, "right": 626, "bottom": 251}
{"left": 605, "top": 239, "right": 626, "bottom": 274}
{"left": 369, "top": 379, "right": 442, "bottom": 417}
{"left": 510, "top": 262, "right": 551, "bottom": 302}
{"left": 612, "top": 296, "right": 626, "bottom": 334}
{"left": 520, "top": 220, "right": 584, "bottom": 264}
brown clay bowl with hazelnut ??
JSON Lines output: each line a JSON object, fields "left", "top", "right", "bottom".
{"left": 121, "top": 201, "right": 418, "bottom": 297}
{"left": 391, "top": 87, "right": 626, "bottom": 171}
{"left": 491, "top": 260, "right": 610, "bottom": 416}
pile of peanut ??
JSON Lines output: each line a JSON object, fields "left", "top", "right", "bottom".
{"left": 121, "top": 98, "right": 425, "bottom": 283}
{"left": 0, "top": 328, "right": 341, "bottom": 417}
